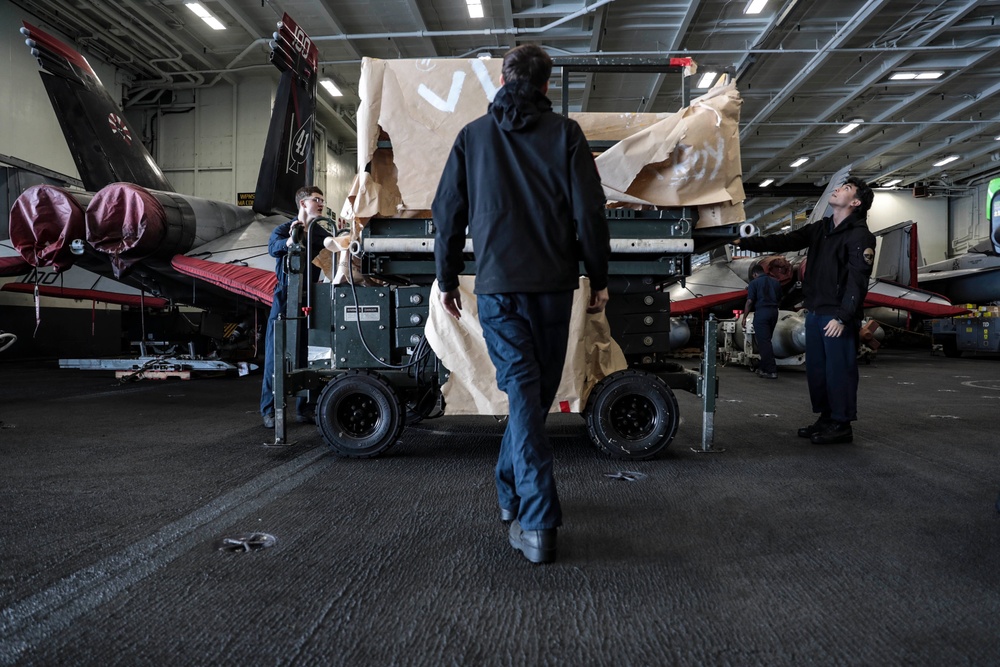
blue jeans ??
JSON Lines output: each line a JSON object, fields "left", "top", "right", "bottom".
{"left": 805, "top": 312, "right": 860, "bottom": 423}
{"left": 260, "top": 300, "right": 308, "bottom": 418}
{"left": 478, "top": 291, "right": 573, "bottom": 531}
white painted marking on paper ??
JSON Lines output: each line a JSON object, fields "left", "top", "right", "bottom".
{"left": 418, "top": 71, "right": 466, "bottom": 112}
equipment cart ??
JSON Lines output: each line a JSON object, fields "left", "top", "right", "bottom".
{"left": 270, "top": 57, "right": 748, "bottom": 458}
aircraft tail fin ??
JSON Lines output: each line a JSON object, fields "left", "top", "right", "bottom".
{"left": 874, "top": 221, "right": 921, "bottom": 288}
{"left": 20, "top": 22, "right": 173, "bottom": 193}
{"left": 253, "top": 13, "right": 319, "bottom": 217}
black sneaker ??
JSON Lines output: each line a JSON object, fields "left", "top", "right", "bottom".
{"left": 798, "top": 417, "right": 832, "bottom": 438}
{"left": 759, "top": 372, "right": 778, "bottom": 379}
{"left": 810, "top": 421, "right": 853, "bottom": 445}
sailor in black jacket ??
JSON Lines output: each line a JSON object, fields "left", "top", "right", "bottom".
{"left": 736, "top": 176, "right": 876, "bottom": 444}
{"left": 433, "top": 45, "right": 610, "bottom": 564}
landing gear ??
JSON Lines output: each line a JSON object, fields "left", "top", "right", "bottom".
{"left": 317, "top": 370, "right": 404, "bottom": 458}
{"left": 584, "top": 369, "right": 680, "bottom": 460}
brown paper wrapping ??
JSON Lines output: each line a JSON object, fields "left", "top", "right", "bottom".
{"left": 424, "top": 276, "right": 627, "bottom": 415}
{"left": 595, "top": 82, "right": 745, "bottom": 216}
{"left": 347, "top": 57, "right": 745, "bottom": 228}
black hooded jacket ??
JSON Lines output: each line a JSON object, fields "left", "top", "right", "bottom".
{"left": 739, "top": 211, "right": 877, "bottom": 324}
{"left": 432, "top": 80, "right": 610, "bottom": 295}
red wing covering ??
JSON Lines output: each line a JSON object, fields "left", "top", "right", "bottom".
{"left": 9, "top": 185, "right": 89, "bottom": 272}
{"left": 171, "top": 255, "right": 277, "bottom": 306}
{"left": 671, "top": 289, "right": 748, "bottom": 316}
{"left": 863, "top": 291, "right": 969, "bottom": 318}
{"left": 0, "top": 282, "right": 168, "bottom": 308}
{"left": 0, "top": 256, "right": 32, "bottom": 276}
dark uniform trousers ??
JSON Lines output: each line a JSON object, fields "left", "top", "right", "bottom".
{"left": 753, "top": 308, "right": 779, "bottom": 375}
{"left": 477, "top": 291, "right": 574, "bottom": 532}
{"left": 805, "top": 312, "right": 860, "bottom": 423}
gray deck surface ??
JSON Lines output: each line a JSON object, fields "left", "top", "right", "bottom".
{"left": 1, "top": 348, "right": 998, "bottom": 666}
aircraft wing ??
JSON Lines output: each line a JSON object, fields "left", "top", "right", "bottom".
{"left": 864, "top": 279, "right": 969, "bottom": 318}
{"left": 666, "top": 258, "right": 752, "bottom": 315}
{"left": 171, "top": 219, "right": 281, "bottom": 306}
{"left": 918, "top": 267, "right": 999, "bottom": 283}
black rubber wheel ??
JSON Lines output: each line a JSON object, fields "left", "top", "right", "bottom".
{"left": 317, "top": 370, "right": 404, "bottom": 458}
{"left": 584, "top": 369, "right": 680, "bottom": 460}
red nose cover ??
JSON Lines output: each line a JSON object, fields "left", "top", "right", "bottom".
{"left": 760, "top": 255, "right": 794, "bottom": 285}
{"left": 8, "top": 185, "right": 86, "bottom": 272}
{"left": 86, "top": 183, "right": 166, "bottom": 275}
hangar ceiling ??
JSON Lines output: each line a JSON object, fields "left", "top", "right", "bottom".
{"left": 11, "top": 0, "right": 1000, "bottom": 224}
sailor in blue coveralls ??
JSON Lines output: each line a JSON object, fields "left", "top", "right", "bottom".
{"left": 742, "top": 265, "right": 783, "bottom": 379}
{"left": 260, "top": 186, "right": 330, "bottom": 429}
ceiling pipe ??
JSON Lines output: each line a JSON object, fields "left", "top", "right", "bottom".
{"left": 309, "top": 0, "right": 617, "bottom": 44}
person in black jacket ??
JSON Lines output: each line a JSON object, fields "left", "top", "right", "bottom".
{"left": 260, "top": 186, "right": 330, "bottom": 429}
{"left": 432, "top": 44, "right": 610, "bottom": 564}
{"left": 742, "top": 265, "right": 783, "bottom": 379}
{"left": 735, "top": 176, "right": 876, "bottom": 444}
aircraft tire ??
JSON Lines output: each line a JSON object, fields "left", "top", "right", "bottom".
{"left": 317, "top": 370, "right": 404, "bottom": 458}
{"left": 584, "top": 369, "right": 679, "bottom": 460}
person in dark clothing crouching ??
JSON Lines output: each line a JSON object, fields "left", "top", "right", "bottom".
{"left": 734, "top": 176, "right": 876, "bottom": 444}
{"left": 741, "top": 265, "right": 783, "bottom": 379}
{"left": 432, "top": 44, "right": 611, "bottom": 563}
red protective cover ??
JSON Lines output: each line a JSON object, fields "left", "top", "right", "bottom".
{"left": 86, "top": 183, "right": 166, "bottom": 273}
{"left": 8, "top": 185, "right": 87, "bottom": 272}
{"left": 171, "top": 255, "right": 277, "bottom": 306}
{"left": 0, "top": 255, "right": 32, "bottom": 277}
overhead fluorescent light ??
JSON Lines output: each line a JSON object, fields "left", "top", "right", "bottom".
{"left": 933, "top": 155, "right": 959, "bottom": 167}
{"left": 780, "top": 225, "right": 791, "bottom": 231}
{"left": 467, "top": 0, "right": 484, "bottom": 18}
{"left": 890, "top": 71, "right": 944, "bottom": 81}
{"left": 696, "top": 72, "right": 717, "bottom": 89}
{"left": 745, "top": 0, "right": 769, "bottom": 14}
{"left": 320, "top": 79, "right": 342, "bottom": 97}
{"left": 838, "top": 119, "right": 863, "bottom": 134}
{"left": 881, "top": 179, "right": 902, "bottom": 188}
{"left": 759, "top": 178, "right": 774, "bottom": 187}
{"left": 790, "top": 157, "right": 809, "bottom": 168}
{"left": 995, "top": 135, "right": 1000, "bottom": 141}
{"left": 185, "top": 3, "right": 226, "bottom": 30}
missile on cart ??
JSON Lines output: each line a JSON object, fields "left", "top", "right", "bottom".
{"left": 723, "top": 309, "right": 807, "bottom": 359}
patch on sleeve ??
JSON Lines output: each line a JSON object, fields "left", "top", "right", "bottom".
{"left": 862, "top": 247, "right": 875, "bottom": 265}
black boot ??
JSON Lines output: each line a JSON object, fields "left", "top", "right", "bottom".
{"left": 508, "top": 520, "right": 557, "bottom": 564}
{"left": 810, "top": 421, "right": 853, "bottom": 444}
{"left": 798, "top": 417, "right": 832, "bottom": 438}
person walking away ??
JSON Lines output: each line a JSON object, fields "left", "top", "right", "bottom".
{"left": 734, "top": 176, "right": 876, "bottom": 444}
{"left": 432, "top": 44, "right": 611, "bottom": 563}
{"left": 742, "top": 265, "right": 783, "bottom": 379}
